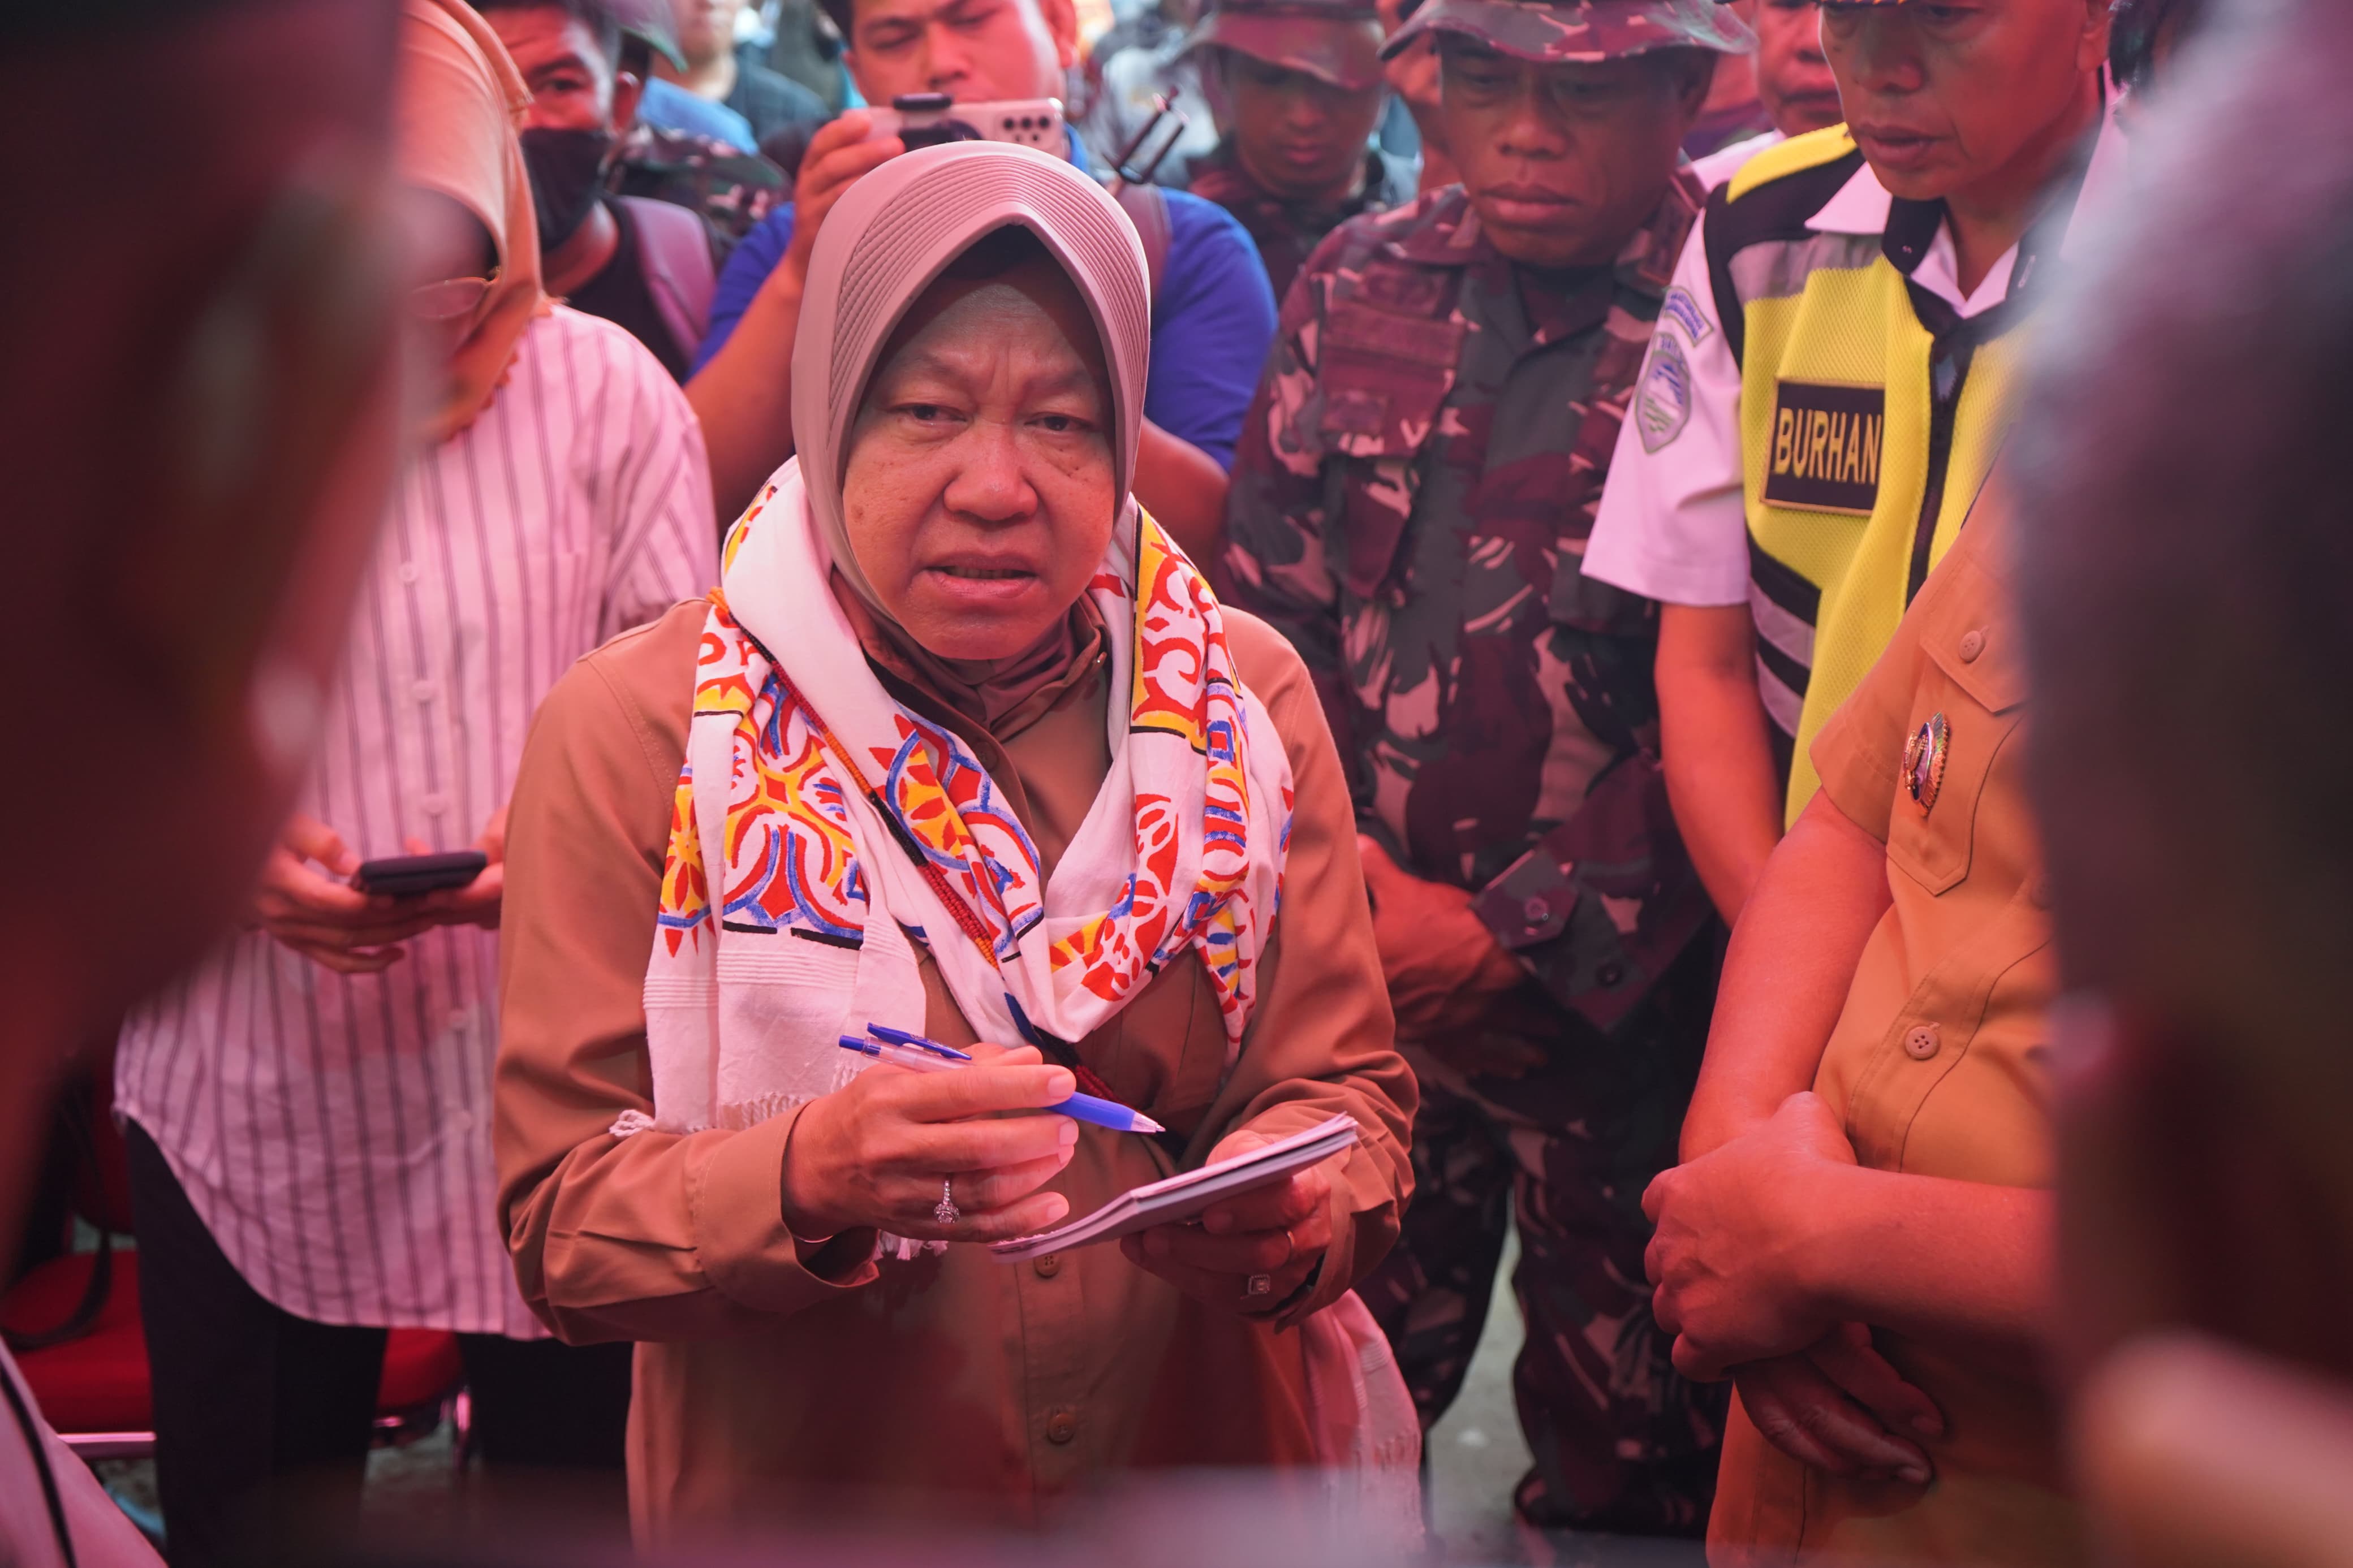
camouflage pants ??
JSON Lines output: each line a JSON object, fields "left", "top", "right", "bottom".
{"left": 1360, "top": 935, "right": 1727, "bottom": 1537}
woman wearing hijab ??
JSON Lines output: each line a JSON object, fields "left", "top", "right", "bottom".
{"left": 112, "top": 3, "right": 715, "bottom": 1557}
{"left": 494, "top": 140, "right": 1416, "bottom": 1531}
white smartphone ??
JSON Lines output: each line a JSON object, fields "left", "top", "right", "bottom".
{"left": 863, "top": 93, "right": 1066, "bottom": 153}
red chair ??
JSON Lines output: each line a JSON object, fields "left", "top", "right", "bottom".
{"left": 1, "top": 1063, "right": 467, "bottom": 1462}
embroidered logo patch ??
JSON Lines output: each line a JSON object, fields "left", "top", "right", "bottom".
{"left": 1636, "top": 332, "right": 1694, "bottom": 453}
{"left": 1763, "top": 381, "right": 1886, "bottom": 516}
{"left": 1659, "top": 285, "right": 1711, "bottom": 345}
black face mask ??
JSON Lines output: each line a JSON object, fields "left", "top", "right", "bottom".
{"left": 520, "top": 127, "right": 615, "bottom": 253}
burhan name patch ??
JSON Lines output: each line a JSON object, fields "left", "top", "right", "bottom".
{"left": 1764, "top": 381, "right": 1885, "bottom": 516}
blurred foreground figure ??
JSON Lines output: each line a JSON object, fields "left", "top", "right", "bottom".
{"left": 111, "top": 4, "right": 715, "bottom": 1562}
{"left": 0, "top": 0, "right": 406, "bottom": 1562}
{"left": 2011, "top": 3, "right": 2353, "bottom": 1567}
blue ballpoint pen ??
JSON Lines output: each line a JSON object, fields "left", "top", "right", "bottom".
{"left": 839, "top": 1030, "right": 1165, "bottom": 1135}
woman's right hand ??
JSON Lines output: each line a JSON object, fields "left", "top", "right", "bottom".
{"left": 778, "top": 1043, "right": 1080, "bottom": 1242}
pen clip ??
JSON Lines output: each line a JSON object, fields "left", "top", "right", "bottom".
{"left": 867, "top": 1023, "right": 971, "bottom": 1061}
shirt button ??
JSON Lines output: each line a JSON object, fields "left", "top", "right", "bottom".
{"left": 1596, "top": 961, "right": 1626, "bottom": 987}
{"left": 449, "top": 1009, "right": 469, "bottom": 1030}
{"left": 1958, "top": 629, "right": 1986, "bottom": 663}
{"left": 422, "top": 794, "right": 449, "bottom": 816}
{"left": 2028, "top": 874, "right": 2054, "bottom": 909}
{"left": 450, "top": 1109, "right": 476, "bottom": 1131}
{"left": 1032, "top": 1253, "right": 1062, "bottom": 1279}
{"left": 398, "top": 561, "right": 421, "bottom": 585}
{"left": 1522, "top": 895, "right": 1551, "bottom": 927}
{"left": 1903, "top": 1023, "right": 1941, "bottom": 1061}
{"left": 412, "top": 680, "right": 436, "bottom": 703}
{"left": 1045, "top": 1408, "right": 1078, "bottom": 1445}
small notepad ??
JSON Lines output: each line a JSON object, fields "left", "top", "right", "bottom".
{"left": 988, "top": 1114, "right": 1360, "bottom": 1262}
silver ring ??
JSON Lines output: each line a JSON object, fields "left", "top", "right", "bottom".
{"left": 1279, "top": 1228, "right": 1297, "bottom": 1269}
{"left": 935, "top": 1177, "right": 959, "bottom": 1226}
{"left": 1246, "top": 1272, "right": 1273, "bottom": 1297}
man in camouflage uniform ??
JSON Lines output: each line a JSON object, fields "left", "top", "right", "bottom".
{"left": 1182, "top": 0, "right": 1419, "bottom": 301}
{"left": 1222, "top": 0, "right": 1751, "bottom": 1536}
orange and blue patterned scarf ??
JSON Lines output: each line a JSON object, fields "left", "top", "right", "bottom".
{"left": 631, "top": 460, "right": 1294, "bottom": 1141}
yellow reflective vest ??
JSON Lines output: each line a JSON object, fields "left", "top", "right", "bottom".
{"left": 1708, "top": 128, "right": 2065, "bottom": 823}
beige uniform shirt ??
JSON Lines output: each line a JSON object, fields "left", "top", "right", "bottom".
{"left": 493, "top": 599, "right": 1414, "bottom": 1536}
{"left": 1709, "top": 499, "right": 2080, "bottom": 1566}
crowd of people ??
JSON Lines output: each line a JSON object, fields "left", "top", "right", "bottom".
{"left": 5, "top": 0, "right": 2351, "bottom": 1566}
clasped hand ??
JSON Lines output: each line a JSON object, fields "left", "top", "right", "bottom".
{"left": 1643, "top": 1092, "right": 1945, "bottom": 1485}
{"left": 250, "top": 811, "right": 506, "bottom": 974}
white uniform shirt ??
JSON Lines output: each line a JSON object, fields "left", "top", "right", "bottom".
{"left": 115, "top": 306, "right": 717, "bottom": 1337}
{"left": 1585, "top": 102, "right": 2128, "bottom": 608}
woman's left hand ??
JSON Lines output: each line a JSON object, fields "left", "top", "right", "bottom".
{"left": 1120, "top": 1131, "right": 1334, "bottom": 1318}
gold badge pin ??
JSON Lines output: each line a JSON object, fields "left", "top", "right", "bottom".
{"left": 1902, "top": 712, "right": 1950, "bottom": 814}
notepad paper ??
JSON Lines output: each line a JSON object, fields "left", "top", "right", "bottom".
{"left": 988, "top": 1114, "right": 1360, "bottom": 1262}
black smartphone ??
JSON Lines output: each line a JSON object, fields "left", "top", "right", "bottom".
{"left": 350, "top": 850, "right": 488, "bottom": 898}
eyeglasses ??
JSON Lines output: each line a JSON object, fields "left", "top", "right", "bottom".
{"left": 407, "top": 269, "right": 498, "bottom": 325}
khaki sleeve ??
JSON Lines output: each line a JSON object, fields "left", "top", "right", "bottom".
{"left": 1191, "top": 609, "right": 1417, "bottom": 1327}
{"left": 494, "top": 606, "right": 877, "bottom": 1345}
{"left": 1809, "top": 591, "right": 1933, "bottom": 849}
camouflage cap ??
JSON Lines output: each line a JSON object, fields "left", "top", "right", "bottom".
{"left": 606, "top": 0, "right": 688, "bottom": 70}
{"left": 1183, "top": 0, "right": 1390, "bottom": 92}
{"left": 1379, "top": 0, "right": 1753, "bottom": 63}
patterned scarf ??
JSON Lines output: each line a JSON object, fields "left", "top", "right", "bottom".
{"left": 632, "top": 460, "right": 1294, "bottom": 1140}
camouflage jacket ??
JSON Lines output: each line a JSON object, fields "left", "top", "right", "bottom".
{"left": 1188, "top": 137, "right": 1419, "bottom": 305}
{"left": 1223, "top": 179, "right": 1714, "bottom": 1035}
{"left": 610, "top": 122, "right": 787, "bottom": 244}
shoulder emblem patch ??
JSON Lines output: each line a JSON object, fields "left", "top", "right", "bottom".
{"left": 1762, "top": 380, "right": 1885, "bottom": 515}
{"left": 1658, "top": 285, "right": 1710, "bottom": 345}
{"left": 1636, "top": 333, "right": 1695, "bottom": 454}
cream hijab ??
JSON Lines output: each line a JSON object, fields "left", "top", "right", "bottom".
{"left": 395, "top": 0, "right": 546, "bottom": 446}
{"left": 789, "top": 141, "right": 1153, "bottom": 635}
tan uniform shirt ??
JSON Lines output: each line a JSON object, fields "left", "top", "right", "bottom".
{"left": 1709, "top": 499, "right": 2080, "bottom": 1565}
{"left": 493, "top": 599, "right": 1415, "bottom": 1536}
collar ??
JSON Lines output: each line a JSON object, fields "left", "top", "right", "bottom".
{"left": 1805, "top": 80, "right": 2128, "bottom": 317}
{"left": 1807, "top": 153, "right": 1895, "bottom": 239}
{"left": 1195, "top": 137, "right": 1397, "bottom": 217}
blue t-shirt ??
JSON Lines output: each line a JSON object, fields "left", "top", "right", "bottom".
{"left": 638, "top": 77, "right": 758, "bottom": 154}
{"left": 693, "top": 136, "right": 1277, "bottom": 470}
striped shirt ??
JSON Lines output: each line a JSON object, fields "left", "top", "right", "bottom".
{"left": 116, "top": 306, "right": 717, "bottom": 1336}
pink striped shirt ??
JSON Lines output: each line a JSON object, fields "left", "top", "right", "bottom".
{"left": 117, "top": 306, "right": 717, "bottom": 1336}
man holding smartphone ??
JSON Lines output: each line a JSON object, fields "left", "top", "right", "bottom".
{"left": 681, "top": 0, "right": 1279, "bottom": 562}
